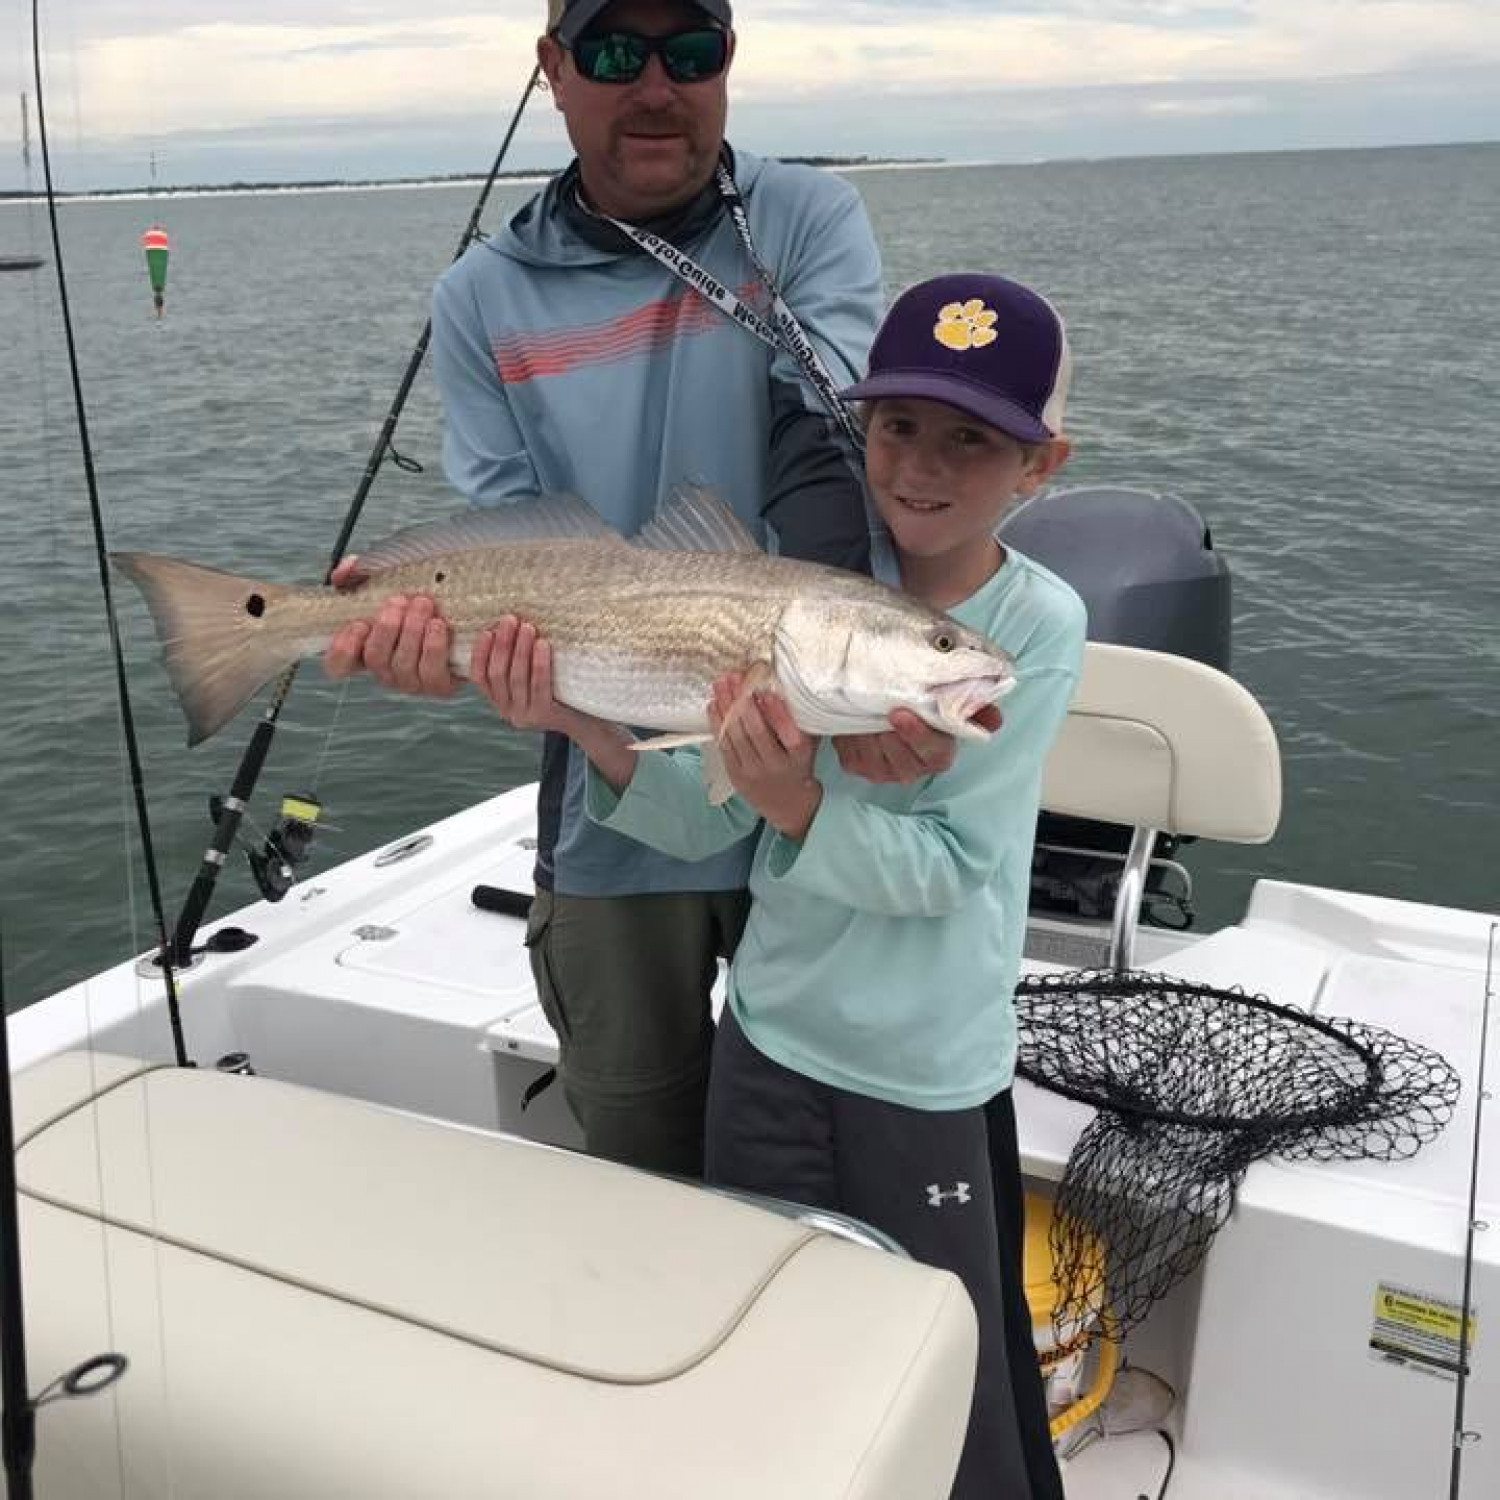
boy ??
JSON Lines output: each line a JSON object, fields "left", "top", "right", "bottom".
{"left": 474, "top": 273, "right": 1083, "bottom": 1500}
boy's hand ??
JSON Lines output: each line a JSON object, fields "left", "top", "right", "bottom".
{"left": 833, "top": 704, "right": 1003, "bottom": 784}
{"left": 712, "top": 674, "right": 822, "bottom": 840}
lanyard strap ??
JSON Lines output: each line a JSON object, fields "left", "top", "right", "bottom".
{"left": 713, "top": 163, "right": 864, "bottom": 452}
{"left": 594, "top": 165, "right": 866, "bottom": 453}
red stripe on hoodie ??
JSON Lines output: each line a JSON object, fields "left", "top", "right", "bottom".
{"left": 492, "top": 284, "right": 762, "bottom": 383}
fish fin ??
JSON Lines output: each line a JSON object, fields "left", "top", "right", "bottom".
{"left": 630, "top": 731, "right": 714, "bottom": 751}
{"left": 627, "top": 732, "right": 736, "bottom": 805}
{"left": 624, "top": 729, "right": 735, "bottom": 804}
{"left": 700, "top": 742, "right": 736, "bottom": 806}
{"left": 356, "top": 494, "right": 619, "bottom": 572}
{"left": 633, "top": 484, "right": 762, "bottom": 555}
{"left": 111, "top": 552, "right": 301, "bottom": 746}
{"left": 716, "top": 660, "right": 780, "bottom": 740}
{"left": 696, "top": 661, "right": 778, "bottom": 805}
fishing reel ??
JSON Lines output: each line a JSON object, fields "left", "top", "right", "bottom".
{"left": 211, "top": 790, "right": 323, "bottom": 903}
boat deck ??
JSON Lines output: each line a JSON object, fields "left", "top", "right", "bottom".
{"left": 12, "top": 784, "right": 1495, "bottom": 1497}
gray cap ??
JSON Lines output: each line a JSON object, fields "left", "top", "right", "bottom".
{"left": 547, "top": 1, "right": 732, "bottom": 46}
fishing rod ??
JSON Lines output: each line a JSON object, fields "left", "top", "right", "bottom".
{"left": 28, "top": 0, "right": 190, "bottom": 1067}
{"left": 1448, "top": 920, "right": 1494, "bottom": 1499}
{"left": 167, "top": 64, "right": 544, "bottom": 969}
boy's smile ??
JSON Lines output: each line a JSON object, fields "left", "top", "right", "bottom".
{"left": 865, "top": 397, "right": 1069, "bottom": 608}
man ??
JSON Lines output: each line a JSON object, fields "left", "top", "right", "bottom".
{"left": 327, "top": 0, "right": 969, "bottom": 1176}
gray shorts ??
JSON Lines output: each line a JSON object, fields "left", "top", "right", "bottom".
{"left": 525, "top": 886, "right": 749, "bottom": 1177}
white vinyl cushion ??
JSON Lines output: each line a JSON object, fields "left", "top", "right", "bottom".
{"left": 16, "top": 1052, "right": 977, "bottom": 1500}
{"left": 1042, "top": 641, "right": 1282, "bottom": 842}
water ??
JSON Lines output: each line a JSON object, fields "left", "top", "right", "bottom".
{"left": 2, "top": 145, "right": 1497, "bottom": 1010}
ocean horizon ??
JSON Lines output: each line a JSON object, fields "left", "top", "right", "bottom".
{"left": 2, "top": 135, "right": 1497, "bottom": 205}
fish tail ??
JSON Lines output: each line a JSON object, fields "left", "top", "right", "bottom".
{"left": 111, "top": 551, "right": 303, "bottom": 745}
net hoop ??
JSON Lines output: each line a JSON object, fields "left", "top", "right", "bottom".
{"left": 1015, "top": 970, "right": 1387, "bottom": 1133}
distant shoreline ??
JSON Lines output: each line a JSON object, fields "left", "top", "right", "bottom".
{"left": 0, "top": 137, "right": 1493, "bottom": 204}
{"left": 0, "top": 155, "right": 942, "bottom": 204}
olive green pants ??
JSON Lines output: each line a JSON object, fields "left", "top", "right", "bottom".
{"left": 525, "top": 887, "right": 751, "bottom": 1178}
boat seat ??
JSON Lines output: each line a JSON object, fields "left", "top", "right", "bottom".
{"left": 15, "top": 1051, "right": 976, "bottom": 1500}
{"left": 1040, "top": 641, "right": 1282, "bottom": 967}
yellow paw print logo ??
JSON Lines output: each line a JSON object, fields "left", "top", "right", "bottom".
{"left": 933, "top": 299, "right": 998, "bottom": 352}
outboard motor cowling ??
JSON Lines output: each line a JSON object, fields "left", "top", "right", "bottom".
{"left": 998, "top": 485, "right": 1232, "bottom": 929}
{"left": 999, "top": 485, "right": 1230, "bottom": 668}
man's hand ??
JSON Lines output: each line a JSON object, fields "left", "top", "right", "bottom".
{"left": 833, "top": 704, "right": 1003, "bottom": 784}
{"left": 322, "top": 557, "right": 460, "bottom": 697}
{"left": 471, "top": 617, "right": 638, "bottom": 792}
{"left": 712, "top": 674, "right": 822, "bottom": 840}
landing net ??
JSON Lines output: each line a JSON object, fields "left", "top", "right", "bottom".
{"left": 1014, "top": 969, "right": 1460, "bottom": 1339}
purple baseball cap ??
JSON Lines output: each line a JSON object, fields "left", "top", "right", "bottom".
{"left": 842, "top": 273, "right": 1071, "bottom": 443}
{"left": 548, "top": 0, "right": 732, "bottom": 45}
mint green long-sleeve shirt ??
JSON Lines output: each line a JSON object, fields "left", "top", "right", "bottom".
{"left": 588, "top": 549, "right": 1086, "bottom": 1111}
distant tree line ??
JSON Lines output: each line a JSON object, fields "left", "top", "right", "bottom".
{"left": 0, "top": 156, "right": 940, "bottom": 201}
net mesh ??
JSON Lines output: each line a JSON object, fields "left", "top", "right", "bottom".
{"left": 1015, "top": 968, "right": 1460, "bottom": 1339}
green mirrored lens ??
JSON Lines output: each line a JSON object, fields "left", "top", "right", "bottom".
{"left": 573, "top": 29, "right": 726, "bottom": 84}
{"left": 659, "top": 30, "right": 726, "bottom": 81}
{"left": 575, "top": 33, "right": 649, "bottom": 82}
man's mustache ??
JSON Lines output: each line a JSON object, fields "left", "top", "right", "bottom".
{"left": 615, "top": 114, "right": 694, "bottom": 134}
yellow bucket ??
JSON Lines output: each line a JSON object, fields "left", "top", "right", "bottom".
{"left": 1022, "top": 1191, "right": 1118, "bottom": 1440}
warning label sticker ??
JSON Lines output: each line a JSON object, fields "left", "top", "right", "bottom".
{"left": 1369, "top": 1282, "right": 1476, "bottom": 1382}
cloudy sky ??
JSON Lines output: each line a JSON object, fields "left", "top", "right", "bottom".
{"left": 3, "top": 0, "right": 1498, "bottom": 190}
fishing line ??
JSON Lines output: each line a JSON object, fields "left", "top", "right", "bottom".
{"left": 106, "top": 728, "right": 187, "bottom": 1500}
{"left": 22, "top": 11, "right": 182, "bottom": 1495}
{"left": 5, "top": 12, "right": 42, "bottom": 268}
{"left": 1448, "top": 920, "right": 1494, "bottom": 1499}
{"left": 27, "top": 0, "right": 190, "bottom": 1067}
{"left": 169, "top": 63, "right": 544, "bottom": 963}
{"left": 311, "top": 685, "right": 352, "bottom": 796}
{"left": 1, "top": 936, "right": 132, "bottom": 1500}
{"left": 26, "top": 32, "right": 189, "bottom": 1480}
{"left": 75, "top": 996, "right": 137, "bottom": 1494}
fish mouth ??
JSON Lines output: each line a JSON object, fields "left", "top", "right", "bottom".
{"left": 931, "top": 674, "right": 1015, "bottom": 737}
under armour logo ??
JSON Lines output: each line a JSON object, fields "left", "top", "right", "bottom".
{"left": 926, "top": 1182, "right": 972, "bottom": 1207}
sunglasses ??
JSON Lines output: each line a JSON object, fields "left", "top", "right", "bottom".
{"left": 569, "top": 28, "right": 729, "bottom": 85}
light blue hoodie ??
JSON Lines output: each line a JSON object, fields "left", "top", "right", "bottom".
{"left": 430, "top": 148, "right": 884, "bottom": 894}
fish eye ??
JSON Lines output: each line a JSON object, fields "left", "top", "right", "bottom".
{"left": 932, "top": 631, "right": 956, "bottom": 652}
